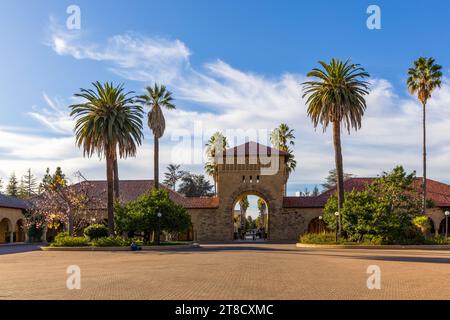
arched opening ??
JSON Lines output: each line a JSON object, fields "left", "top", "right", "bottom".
{"left": 14, "top": 219, "right": 25, "bottom": 242}
{"left": 232, "top": 193, "right": 269, "bottom": 241}
{"left": 307, "top": 217, "right": 328, "bottom": 234}
{"left": 438, "top": 217, "right": 450, "bottom": 235}
{"left": 0, "top": 218, "right": 12, "bottom": 244}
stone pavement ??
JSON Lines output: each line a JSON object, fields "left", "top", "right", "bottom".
{"left": 1, "top": 243, "right": 450, "bottom": 299}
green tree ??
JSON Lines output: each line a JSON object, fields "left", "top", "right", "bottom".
{"left": 137, "top": 84, "right": 175, "bottom": 190}
{"left": 6, "top": 172, "right": 19, "bottom": 197}
{"left": 270, "top": 124, "right": 296, "bottom": 195}
{"left": 115, "top": 189, "right": 191, "bottom": 241}
{"left": 321, "top": 169, "right": 354, "bottom": 191}
{"left": 312, "top": 185, "right": 320, "bottom": 197}
{"left": 177, "top": 173, "right": 214, "bottom": 197}
{"left": 39, "top": 168, "right": 53, "bottom": 193}
{"left": 302, "top": 59, "right": 370, "bottom": 235}
{"left": 323, "top": 166, "right": 422, "bottom": 243}
{"left": 69, "top": 82, "right": 144, "bottom": 234}
{"left": 0, "top": 177, "right": 3, "bottom": 194}
{"left": 407, "top": 57, "right": 442, "bottom": 215}
{"left": 163, "top": 164, "right": 185, "bottom": 191}
{"left": 21, "top": 169, "right": 38, "bottom": 198}
{"left": 204, "top": 132, "right": 229, "bottom": 195}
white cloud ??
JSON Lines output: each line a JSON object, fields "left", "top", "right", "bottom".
{"left": 2, "top": 21, "right": 450, "bottom": 192}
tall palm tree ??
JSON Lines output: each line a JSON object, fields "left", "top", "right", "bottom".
{"left": 302, "top": 59, "right": 370, "bottom": 235}
{"left": 137, "top": 84, "right": 175, "bottom": 190}
{"left": 163, "top": 164, "right": 185, "bottom": 191}
{"left": 205, "top": 132, "right": 229, "bottom": 195}
{"left": 69, "top": 82, "right": 143, "bottom": 234}
{"left": 407, "top": 57, "right": 442, "bottom": 215}
{"left": 270, "top": 123, "right": 296, "bottom": 194}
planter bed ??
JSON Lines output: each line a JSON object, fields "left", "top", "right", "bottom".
{"left": 41, "top": 242, "right": 200, "bottom": 251}
{"left": 296, "top": 243, "right": 450, "bottom": 250}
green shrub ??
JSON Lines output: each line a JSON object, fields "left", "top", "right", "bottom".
{"left": 51, "top": 232, "right": 89, "bottom": 247}
{"left": 90, "top": 236, "right": 128, "bottom": 247}
{"left": 299, "top": 232, "right": 339, "bottom": 244}
{"left": 413, "top": 216, "right": 431, "bottom": 234}
{"left": 84, "top": 224, "right": 109, "bottom": 240}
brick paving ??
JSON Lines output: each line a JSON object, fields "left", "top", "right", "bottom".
{"left": 1, "top": 243, "right": 450, "bottom": 299}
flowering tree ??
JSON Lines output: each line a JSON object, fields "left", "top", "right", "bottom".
{"left": 26, "top": 177, "right": 102, "bottom": 236}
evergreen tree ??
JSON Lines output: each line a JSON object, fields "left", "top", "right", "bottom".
{"left": 39, "top": 168, "right": 53, "bottom": 193}
{"left": 312, "top": 185, "right": 320, "bottom": 197}
{"left": 0, "top": 177, "right": 3, "bottom": 194}
{"left": 20, "top": 169, "right": 38, "bottom": 198}
{"left": 6, "top": 173, "right": 19, "bottom": 197}
{"left": 322, "top": 169, "right": 354, "bottom": 191}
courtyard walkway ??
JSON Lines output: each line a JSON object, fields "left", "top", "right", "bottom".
{"left": 1, "top": 243, "right": 450, "bottom": 299}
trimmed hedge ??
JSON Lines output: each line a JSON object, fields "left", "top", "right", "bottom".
{"left": 84, "top": 224, "right": 109, "bottom": 240}
{"left": 51, "top": 232, "right": 89, "bottom": 247}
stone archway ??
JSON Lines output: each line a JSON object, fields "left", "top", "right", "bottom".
{"left": 14, "top": 219, "right": 25, "bottom": 242}
{"left": 230, "top": 189, "right": 271, "bottom": 241}
{"left": 0, "top": 218, "right": 12, "bottom": 244}
{"left": 223, "top": 185, "right": 280, "bottom": 241}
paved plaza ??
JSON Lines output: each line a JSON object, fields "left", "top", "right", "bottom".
{"left": 1, "top": 243, "right": 450, "bottom": 300}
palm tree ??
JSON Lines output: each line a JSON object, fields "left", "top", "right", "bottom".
{"left": 407, "top": 57, "right": 442, "bottom": 215}
{"left": 302, "top": 59, "right": 370, "bottom": 235}
{"left": 137, "top": 84, "right": 175, "bottom": 190}
{"left": 205, "top": 132, "right": 229, "bottom": 194}
{"left": 163, "top": 164, "right": 185, "bottom": 191}
{"left": 270, "top": 123, "right": 296, "bottom": 195}
{"left": 69, "top": 82, "right": 143, "bottom": 234}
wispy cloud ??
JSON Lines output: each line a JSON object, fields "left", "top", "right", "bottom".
{"left": 1, "top": 19, "right": 449, "bottom": 191}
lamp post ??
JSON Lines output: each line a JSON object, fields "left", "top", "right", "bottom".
{"left": 334, "top": 212, "right": 340, "bottom": 242}
{"left": 445, "top": 211, "right": 450, "bottom": 240}
{"left": 318, "top": 215, "right": 323, "bottom": 234}
{"left": 157, "top": 212, "right": 162, "bottom": 245}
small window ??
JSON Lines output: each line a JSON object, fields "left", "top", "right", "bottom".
{"left": 242, "top": 175, "right": 246, "bottom": 183}
{"left": 257, "top": 175, "right": 260, "bottom": 183}
{"left": 250, "top": 175, "right": 253, "bottom": 183}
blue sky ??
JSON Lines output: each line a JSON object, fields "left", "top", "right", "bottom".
{"left": 1, "top": 0, "right": 450, "bottom": 197}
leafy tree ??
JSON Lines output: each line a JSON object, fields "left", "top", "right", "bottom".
{"left": 407, "top": 57, "right": 442, "bottom": 215}
{"left": 323, "top": 166, "right": 422, "bottom": 243}
{"left": 137, "top": 84, "right": 175, "bottom": 190}
{"left": 0, "top": 177, "right": 3, "bottom": 194}
{"left": 177, "top": 173, "right": 214, "bottom": 197}
{"left": 69, "top": 82, "right": 144, "bottom": 234}
{"left": 246, "top": 216, "right": 256, "bottom": 229}
{"left": 321, "top": 169, "right": 354, "bottom": 191}
{"left": 6, "top": 172, "right": 19, "bottom": 197}
{"left": 302, "top": 59, "right": 370, "bottom": 236}
{"left": 204, "top": 132, "right": 229, "bottom": 194}
{"left": 163, "top": 164, "right": 185, "bottom": 191}
{"left": 115, "top": 189, "right": 191, "bottom": 241}
{"left": 27, "top": 181, "right": 102, "bottom": 236}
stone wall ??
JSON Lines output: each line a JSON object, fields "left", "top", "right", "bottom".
{"left": 0, "top": 207, "right": 26, "bottom": 243}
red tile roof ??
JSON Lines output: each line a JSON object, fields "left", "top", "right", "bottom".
{"left": 76, "top": 180, "right": 219, "bottom": 209}
{"left": 283, "top": 177, "right": 450, "bottom": 208}
{"left": 224, "top": 141, "right": 288, "bottom": 157}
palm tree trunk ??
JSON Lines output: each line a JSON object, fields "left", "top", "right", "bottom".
{"left": 422, "top": 102, "right": 427, "bottom": 215}
{"left": 113, "top": 155, "right": 120, "bottom": 201}
{"left": 154, "top": 135, "right": 159, "bottom": 189}
{"left": 333, "top": 121, "right": 344, "bottom": 236}
{"left": 106, "top": 155, "right": 115, "bottom": 235}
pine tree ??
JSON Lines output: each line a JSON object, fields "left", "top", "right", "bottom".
{"left": 312, "top": 185, "right": 320, "bottom": 197}
{"left": 52, "top": 167, "right": 67, "bottom": 187}
{"left": 0, "top": 177, "right": 3, "bottom": 194}
{"left": 6, "top": 173, "right": 19, "bottom": 197}
{"left": 39, "top": 168, "right": 52, "bottom": 193}
{"left": 20, "top": 169, "right": 38, "bottom": 198}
